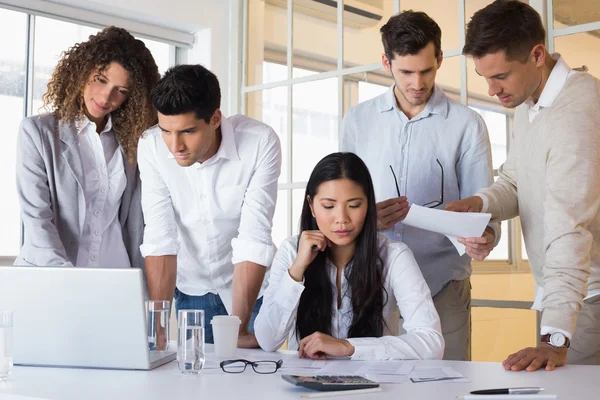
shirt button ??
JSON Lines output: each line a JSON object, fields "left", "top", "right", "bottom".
{"left": 94, "top": 229, "right": 101, "bottom": 236}
{"left": 94, "top": 209, "right": 100, "bottom": 216}
{"left": 395, "top": 233, "right": 401, "bottom": 238}
{"left": 101, "top": 187, "right": 107, "bottom": 193}
{"left": 90, "top": 254, "right": 97, "bottom": 261}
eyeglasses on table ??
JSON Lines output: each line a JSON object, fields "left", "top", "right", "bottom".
{"left": 220, "top": 358, "right": 283, "bottom": 374}
{"left": 389, "top": 158, "right": 444, "bottom": 208}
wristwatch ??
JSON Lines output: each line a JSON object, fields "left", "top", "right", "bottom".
{"left": 541, "top": 332, "right": 570, "bottom": 348}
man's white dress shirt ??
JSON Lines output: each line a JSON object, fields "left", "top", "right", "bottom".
{"left": 138, "top": 114, "right": 282, "bottom": 314}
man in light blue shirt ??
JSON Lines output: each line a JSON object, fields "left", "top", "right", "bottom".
{"left": 341, "top": 11, "right": 498, "bottom": 361}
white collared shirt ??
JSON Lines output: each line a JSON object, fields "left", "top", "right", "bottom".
{"left": 75, "top": 115, "right": 129, "bottom": 268}
{"left": 254, "top": 234, "right": 444, "bottom": 360}
{"left": 526, "top": 54, "right": 577, "bottom": 123}
{"left": 138, "top": 114, "right": 282, "bottom": 314}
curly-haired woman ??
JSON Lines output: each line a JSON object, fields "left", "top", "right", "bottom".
{"left": 15, "top": 26, "right": 160, "bottom": 269}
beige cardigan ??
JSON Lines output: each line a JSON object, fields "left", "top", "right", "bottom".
{"left": 477, "top": 72, "right": 600, "bottom": 336}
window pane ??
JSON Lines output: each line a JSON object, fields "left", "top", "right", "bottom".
{"left": 358, "top": 79, "right": 389, "bottom": 103}
{"left": 272, "top": 190, "right": 289, "bottom": 248}
{"left": 138, "top": 38, "right": 171, "bottom": 76}
{"left": 554, "top": 30, "right": 600, "bottom": 80}
{"left": 32, "top": 17, "right": 99, "bottom": 115}
{"left": 434, "top": 55, "right": 461, "bottom": 103}
{"left": 246, "top": 77, "right": 289, "bottom": 183}
{"left": 292, "top": 72, "right": 339, "bottom": 182}
{"left": 553, "top": 0, "right": 599, "bottom": 29}
{"left": 0, "top": 8, "right": 27, "bottom": 256}
{"left": 247, "top": 0, "right": 288, "bottom": 86}
{"left": 487, "top": 220, "right": 509, "bottom": 261}
{"left": 293, "top": 0, "right": 338, "bottom": 77}
{"left": 470, "top": 106, "right": 507, "bottom": 170}
{"left": 292, "top": 188, "right": 306, "bottom": 236}
{"left": 343, "top": 0, "right": 394, "bottom": 67}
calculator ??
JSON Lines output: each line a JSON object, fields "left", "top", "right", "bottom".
{"left": 281, "top": 375, "right": 380, "bottom": 391}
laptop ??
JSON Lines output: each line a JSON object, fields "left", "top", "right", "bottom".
{"left": 0, "top": 266, "right": 176, "bottom": 370}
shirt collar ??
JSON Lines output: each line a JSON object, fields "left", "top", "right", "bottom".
{"left": 166, "top": 115, "right": 240, "bottom": 164}
{"left": 76, "top": 114, "right": 113, "bottom": 135}
{"left": 526, "top": 53, "right": 571, "bottom": 110}
{"left": 378, "top": 84, "right": 449, "bottom": 119}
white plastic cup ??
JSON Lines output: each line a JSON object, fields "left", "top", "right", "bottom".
{"left": 211, "top": 315, "right": 241, "bottom": 358}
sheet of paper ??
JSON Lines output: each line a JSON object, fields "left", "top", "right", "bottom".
{"left": 317, "top": 360, "right": 414, "bottom": 376}
{"left": 0, "top": 395, "right": 50, "bottom": 400}
{"left": 365, "top": 373, "right": 411, "bottom": 384}
{"left": 409, "top": 366, "right": 469, "bottom": 383}
{"left": 403, "top": 205, "right": 491, "bottom": 255}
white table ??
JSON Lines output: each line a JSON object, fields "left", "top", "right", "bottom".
{"left": 1, "top": 358, "right": 599, "bottom": 400}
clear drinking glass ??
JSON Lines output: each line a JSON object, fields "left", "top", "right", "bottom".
{"left": 146, "top": 300, "right": 170, "bottom": 351}
{"left": 177, "top": 310, "right": 205, "bottom": 374}
{"left": 0, "top": 311, "right": 13, "bottom": 381}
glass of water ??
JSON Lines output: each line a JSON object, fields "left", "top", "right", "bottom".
{"left": 0, "top": 311, "right": 13, "bottom": 381}
{"left": 146, "top": 300, "right": 170, "bottom": 351}
{"left": 177, "top": 309, "right": 205, "bottom": 374}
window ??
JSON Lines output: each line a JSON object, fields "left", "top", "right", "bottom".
{"left": 0, "top": 7, "right": 176, "bottom": 259}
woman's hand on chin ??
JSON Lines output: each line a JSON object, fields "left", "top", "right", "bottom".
{"left": 298, "top": 332, "right": 355, "bottom": 359}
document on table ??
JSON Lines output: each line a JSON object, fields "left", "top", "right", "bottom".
{"left": 409, "top": 366, "right": 469, "bottom": 383}
{"left": 317, "top": 360, "right": 414, "bottom": 376}
{"left": 403, "top": 205, "right": 491, "bottom": 255}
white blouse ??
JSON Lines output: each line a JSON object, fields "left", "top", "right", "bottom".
{"left": 254, "top": 233, "right": 444, "bottom": 360}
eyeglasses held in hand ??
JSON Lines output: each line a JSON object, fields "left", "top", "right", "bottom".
{"left": 389, "top": 159, "right": 444, "bottom": 208}
{"left": 220, "top": 359, "right": 283, "bottom": 374}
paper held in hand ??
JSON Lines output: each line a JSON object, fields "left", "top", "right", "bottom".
{"left": 402, "top": 205, "right": 491, "bottom": 256}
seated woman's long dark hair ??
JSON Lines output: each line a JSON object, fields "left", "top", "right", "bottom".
{"left": 296, "top": 152, "right": 386, "bottom": 341}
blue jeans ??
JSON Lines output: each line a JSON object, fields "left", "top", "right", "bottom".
{"left": 174, "top": 289, "right": 263, "bottom": 344}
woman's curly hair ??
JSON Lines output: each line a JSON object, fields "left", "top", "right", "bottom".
{"left": 42, "top": 26, "right": 160, "bottom": 162}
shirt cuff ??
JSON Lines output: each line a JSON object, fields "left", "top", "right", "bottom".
{"left": 273, "top": 270, "right": 305, "bottom": 310}
{"left": 540, "top": 325, "right": 572, "bottom": 340}
{"left": 139, "top": 241, "right": 180, "bottom": 257}
{"left": 476, "top": 193, "right": 490, "bottom": 213}
{"left": 345, "top": 338, "right": 385, "bottom": 360}
{"left": 231, "top": 238, "right": 276, "bottom": 266}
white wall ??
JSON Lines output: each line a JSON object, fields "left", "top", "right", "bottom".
{"left": 47, "top": 0, "right": 237, "bottom": 115}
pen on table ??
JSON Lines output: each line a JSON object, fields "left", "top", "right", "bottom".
{"left": 301, "top": 387, "right": 382, "bottom": 398}
{"left": 457, "top": 395, "right": 556, "bottom": 400}
{"left": 471, "top": 387, "right": 543, "bottom": 395}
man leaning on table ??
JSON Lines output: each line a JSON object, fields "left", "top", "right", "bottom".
{"left": 138, "top": 64, "right": 282, "bottom": 347}
{"left": 447, "top": 0, "right": 600, "bottom": 370}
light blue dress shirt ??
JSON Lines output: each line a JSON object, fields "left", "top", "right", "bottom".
{"left": 341, "top": 85, "right": 497, "bottom": 297}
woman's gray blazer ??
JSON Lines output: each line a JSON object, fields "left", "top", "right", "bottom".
{"left": 14, "top": 113, "right": 144, "bottom": 269}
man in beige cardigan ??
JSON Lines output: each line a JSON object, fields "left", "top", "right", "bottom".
{"left": 447, "top": 0, "right": 600, "bottom": 371}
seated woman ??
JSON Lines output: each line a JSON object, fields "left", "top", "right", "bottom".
{"left": 15, "top": 27, "right": 160, "bottom": 268}
{"left": 255, "top": 152, "right": 444, "bottom": 360}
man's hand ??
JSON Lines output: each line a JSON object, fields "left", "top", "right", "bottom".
{"left": 445, "top": 196, "right": 484, "bottom": 213}
{"left": 502, "top": 344, "right": 567, "bottom": 371}
{"left": 376, "top": 197, "right": 409, "bottom": 230}
{"left": 237, "top": 330, "right": 259, "bottom": 348}
{"left": 298, "top": 332, "right": 355, "bottom": 360}
{"left": 459, "top": 227, "right": 495, "bottom": 261}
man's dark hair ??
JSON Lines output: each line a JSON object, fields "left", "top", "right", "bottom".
{"left": 151, "top": 64, "right": 221, "bottom": 123}
{"left": 380, "top": 10, "right": 442, "bottom": 61}
{"left": 463, "top": 0, "right": 546, "bottom": 62}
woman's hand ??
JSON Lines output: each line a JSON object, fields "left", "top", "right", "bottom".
{"left": 298, "top": 332, "right": 355, "bottom": 359}
{"left": 288, "top": 231, "right": 329, "bottom": 282}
